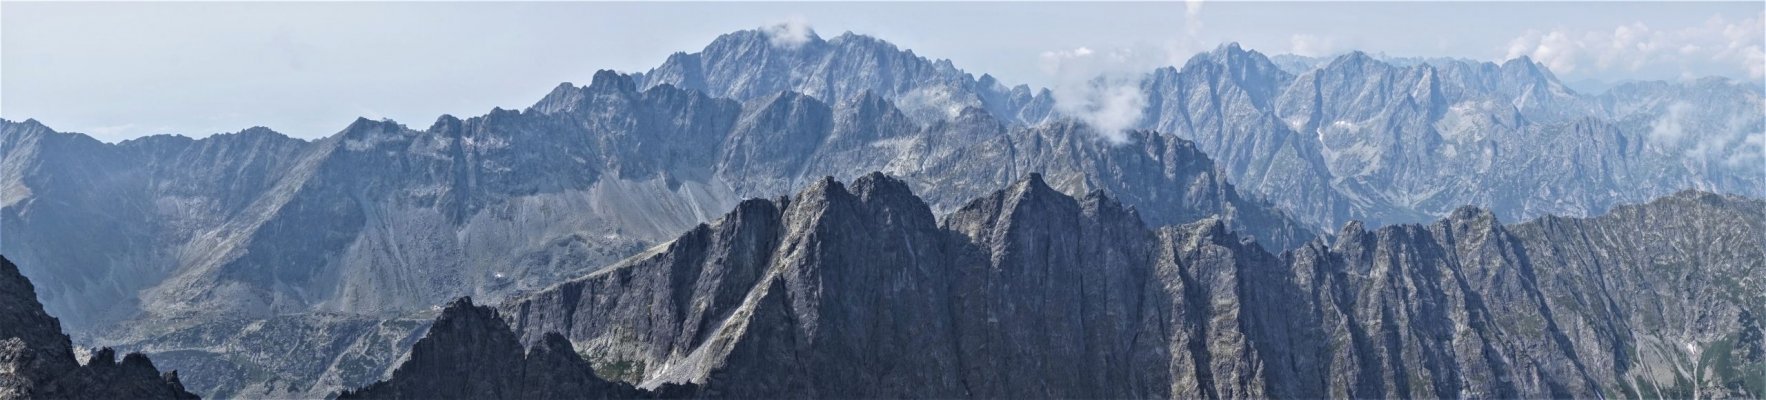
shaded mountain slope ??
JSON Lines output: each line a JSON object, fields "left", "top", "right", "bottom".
{"left": 337, "top": 297, "right": 695, "bottom": 399}
{"left": 460, "top": 173, "right": 1764, "bottom": 398}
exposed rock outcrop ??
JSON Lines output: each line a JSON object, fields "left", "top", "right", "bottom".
{"left": 0, "top": 256, "right": 199, "bottom": 399}
{"left": 476, "top": 174, "right": 1762, "bottom": 398}
{"left": 338, "top": 297, "right": 694, "bottom": 399}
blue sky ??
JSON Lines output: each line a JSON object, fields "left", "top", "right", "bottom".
{"left": 4, "top": 2, "right": 1762, "bottom": 141}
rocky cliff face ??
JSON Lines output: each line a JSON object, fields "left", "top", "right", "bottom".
{"left": 338, "top": 297, "right": 695, "bottom": 399}
{"left": 485, "top": 174, "right": 1761, "bottom": 398}
{"left": 0, "top": 256, "right": 200, "bottom": 399}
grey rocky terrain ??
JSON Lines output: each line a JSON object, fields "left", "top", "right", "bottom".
{"left": 481, "top": 173, "right": 1762, "bottom": 398}
{"left": 0, "top": 256, "right": 200, "bottom": 399}
{"left": 337, "top": 297, "right": 695, "bottom": 399}
{"left": 1143, "top": 44, "right": 1763, "bottom": 228}
{"left": 641, "top": 30, "right": 1762, "bottom": 229}
{"left": 92, "top": 312, "right": 432, "bottom": 399}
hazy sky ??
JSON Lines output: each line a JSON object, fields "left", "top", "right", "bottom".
{"left": 4, "top": 2, "right": 1762, "bottom": 141}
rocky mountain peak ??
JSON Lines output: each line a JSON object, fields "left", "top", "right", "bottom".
{"left": 840, "top": 90, "right": 904, "bottom": 120}
{"left": 1323, "top": 50, "right": 1381, "bottom": 73}
{"left": 339, "top": 296, "right": 687, "bottom": 399}
{"left": 1168, "top": 215, "right": 1243, "bottom": 250}
{"left": 0, "top": 256, "right": 199, "bottom": 399}
{"left": 528, "top": 82, "right": 587, "bottom": 114}
{"left": 798, "top": 175, "right": 852, "bottom": 200}
{"left": 848, "top": 171, "right": 914, "bottom": 203}
{"left": 1445, "top": 205, "right": 1498, "bottom": 222}
{"left": 1438, "top": 205, "right": 1504, "bottom": 241}
{"left": 340, "top": 117, "right": 406, "bottom": 137}
{"left": 1498, "top": 55, "right": 1566, "bottom": 88}
{"left": 1008, "top": 172, "right": 1056, "bottom": 198}
{"left": 638, "top": 26, "right": 1048, "bottom": 124}
{"left": 0, "top": 118, "right": 52, "bottom": 136}
{"left": 1190, "top": 41, "right": 1279, "bottom": 72}
{"left": 232, "top": 126, "right": 284, "bottom": 138}
{"left": 589, "top": 69, "right": 639, "bottom": 93}
{"left": 427, "top": 114, "right": 465, "bottom": 133}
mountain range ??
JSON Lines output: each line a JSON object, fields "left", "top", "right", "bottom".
{"left": 633, "top": 29, "right": 1762, "bottom": 228}
{"left": 1, "top": 26, "right": 1760, "bottom": 398}
{"left": 359, "top": 173, "right": 1761, "bottom": 398}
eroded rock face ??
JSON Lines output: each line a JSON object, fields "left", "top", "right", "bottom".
{"left": 0, "top": 256, "right": 199, "bottom": 399}
{"left": 338, "top": 297, "right": 694, "bottom": 399}
{"left": 483, "top": 174, "right": 1760, "bottom": 399}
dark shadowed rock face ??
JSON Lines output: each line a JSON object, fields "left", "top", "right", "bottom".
{"left": 0, "top": 256, "right": 199, "bottom": 399}
{"left": 337, "top": 297, "right": 695, "bottom": 400}
{"left": 475, "top": 174, "right": 1761, "bottom": 399}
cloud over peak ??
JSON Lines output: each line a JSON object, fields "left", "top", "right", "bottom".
{"left": 1040, "top": 46, "right": 1159, "bottom": 144}
{"left": 764, "top": 16, "right": 816, "bottom": 49}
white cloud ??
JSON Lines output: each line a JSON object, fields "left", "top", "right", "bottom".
{"left": 1649, "top": 100, "right": 1766, "bottom": 168}
{"left": 1040, "top": 46, "right": 1159, "bottom": 143}
{"left": 763, "top": 15, "right": 815, "bottom": 49}
{"left": 1289, "top": 34, "right": 1338, "bottom": 57}
{"left": 1504, "top": 14, "right": 1765, "bottom": 79}
{"left": 1648, "top": 102, "right": 1691, "bottom": 143}
{"left": 1733, "top": 132, "right": 1766, "bottom": 168}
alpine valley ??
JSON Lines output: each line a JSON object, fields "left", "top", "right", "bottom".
{"left": 1, "top": 26, "right": 1761, "bottom": 399}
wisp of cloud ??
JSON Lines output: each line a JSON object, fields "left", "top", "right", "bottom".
{"left": 1040, "top": 47, "right": 1154, "bottom": 144}
{"left": 765, "top": 15, "right": 816, "bottom": 49}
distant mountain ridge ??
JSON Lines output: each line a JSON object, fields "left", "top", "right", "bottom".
{"left": 640, "top": 27, "right": 1762, "bottom": 228}
{"left": 1144, "top": 43, "right": 1761, "bottom": 228}
{"left": 636, "top": 29, "right": 1055, "bottom": 125}
{"left": 1, "top": 65, "right": 1300, "bottom": 333}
